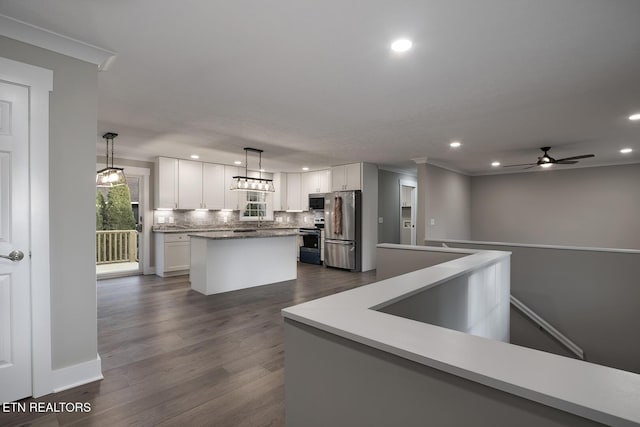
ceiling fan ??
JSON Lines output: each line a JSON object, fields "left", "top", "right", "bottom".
{"left": 503, "top": 147, "right": 595, "bottom": 169}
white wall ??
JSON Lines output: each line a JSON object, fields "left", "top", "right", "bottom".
{"left": 471, "top": 164, "right": 640, "bottom": 249}
{"left": 0, "top": 35, "right": 99, "bottom": 370}
{"left": 417, "top": 163, "right": 471, "bottom": 243}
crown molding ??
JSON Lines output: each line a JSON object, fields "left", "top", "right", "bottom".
{"left": 0, "top": 13, "right": 116, "bottom": 68}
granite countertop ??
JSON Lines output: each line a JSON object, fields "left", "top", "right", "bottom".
{"left": 152, "top": 226, "right": 301, "bottom": 233}
{"left": 188, "top": 229, "right": 301, "bottom": 240}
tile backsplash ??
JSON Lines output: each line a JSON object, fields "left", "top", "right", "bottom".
{"left": 153, "top": 210, "right": 318, "bottom": 229}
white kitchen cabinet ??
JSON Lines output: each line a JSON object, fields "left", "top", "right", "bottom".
{"left": 155, "top": 157, "right": 178, "bottom": 209}
{"left": 272, "top": 172, "right": 287, "bottom": 211}
{"left": 331, "top": 163, "right": 361, "bottom": 191}
{"left": 202, "top": 163, "right": 225, "bottom": 210}
{"left": 223, "top": 165, "right": 240, "bottom": 210}
{"left": 286, "top": 172, "right": 303, "bottom": 211}
{"left": 178, "top": 159, "right": 203, "bottom": 209}
{"left": 154, "top": 232, "right": 190, "bottom": 277}
{"left": 303, "top": 169, "right": 331, "bottom": 195}
{"left": 301, "top": 169, "right": 330, "bottom": 210}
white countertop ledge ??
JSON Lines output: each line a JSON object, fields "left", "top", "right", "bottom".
{"left": 282, "top": 245, "right": 640, "bottom": 427}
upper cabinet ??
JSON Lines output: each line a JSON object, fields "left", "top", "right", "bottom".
{"left": 301, "top": 169, "right": 330, "bottom": 210}
{"left": 331, "top": 163, "right": 361, "bottom": 191}
{"left": 223, "top": 166, "right": 240, "bottom": 210}
{"left": 155, "top": 157, "right": 238, "bottom": 210}
{"left": 272, "top": 173, "right": 287, "bottom": 211}
{"left": 155, "top": 157, "right": 178, "bottom": 209}
{"left": 202, "top": 163, "right": 225, "bottom": 210}
{"left": 303, "top": 169, "right": 331, "bottom": 195}
{"left": 177, "top": 159, "right": 203, "bottom": 209}
{"left": 286, "top": 172, "right": 303, "bottom": 211}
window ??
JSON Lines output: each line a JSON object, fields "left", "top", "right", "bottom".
{"left": 240, "top": 191, "right": 274, "bottom": 221}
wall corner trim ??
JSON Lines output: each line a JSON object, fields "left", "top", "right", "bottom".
{"left": 0, "top": 14, "right": 116, "bottom": 68}
{"left": 50, "top": 355, "right": 103, "bottom": 395}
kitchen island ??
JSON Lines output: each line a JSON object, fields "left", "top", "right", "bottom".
{"left": 189, "top": 229, "right": 299, "bottom": 295}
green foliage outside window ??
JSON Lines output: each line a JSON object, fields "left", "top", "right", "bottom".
{"left": 96, "top": 185, "right": 136, "bottom": 230}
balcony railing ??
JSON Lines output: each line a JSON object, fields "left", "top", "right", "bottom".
{"left": 96, "top": 230, "right": 138, "bottom": 264}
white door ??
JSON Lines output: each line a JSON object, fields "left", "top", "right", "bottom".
{"left": 0, "top": 81, "right": 32, "bottom": 402}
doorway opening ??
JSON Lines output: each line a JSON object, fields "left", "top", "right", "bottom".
{"left": 96, "top": 165, "right": 151, "bottom": 279}
{"left": 399, "top": 180, "right": 417, "bottom": 245}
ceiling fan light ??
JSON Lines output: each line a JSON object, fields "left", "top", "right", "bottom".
{"left": 540, "top": 163, "right": 553, "bottom": 168}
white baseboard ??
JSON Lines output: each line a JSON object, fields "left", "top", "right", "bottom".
{"left": 51, "top": 354, "right": 103, "bottom": 393}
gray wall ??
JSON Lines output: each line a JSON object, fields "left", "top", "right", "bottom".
{"left": 417, "top": 163, "right": 471, "bottom": 243}
{"left": 377, "top": 169, "right": 417, "bottom": 244}
{"left": 1, "top": 36, "right": 99, "bottom": 369}
{"left": 376, "top": 247, "right": 464, "bottom": 280}
{"left": 285, "top": 320, "right": 603, "bottom": 427}
{"left": 471, "top": 164, "right": 640, "bottom": 249}
{"left": 427, "top": 240, "right": 640, "bottom": 374}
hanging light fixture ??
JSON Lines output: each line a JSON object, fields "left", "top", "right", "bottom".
{"left": 96, "top": 132, "right": 127, "bottom": 187}
{"left": 230, "top": 147, "right": 275, "bottom": 192}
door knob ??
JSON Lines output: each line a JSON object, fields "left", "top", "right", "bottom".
{"left": 0, "top": 250, "right": 24, "bottom": 262}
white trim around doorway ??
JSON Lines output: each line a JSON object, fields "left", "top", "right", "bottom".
{"left": 0, "top": 56, "right": 54, "bottom": 398}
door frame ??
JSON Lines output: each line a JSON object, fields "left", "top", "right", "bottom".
{"left": 125, "top": 166, "right": 152, "bottom": 275}
{"left": 399, "top": 179, "right": 417, "bottom": 245}
{"left": 96, "top": 164, "right": 152, "bottom": 276}
{"left": 0, "top": 56, "right": 53, "bottom": 398}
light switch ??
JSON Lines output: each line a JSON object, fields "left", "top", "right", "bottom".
{"left": 168, "top": 216, "right": 174, "bottom": 224}
{"left": 158, "top": 216, "right": 165, "bottom": 224}
{"left": 378, "top": 217, "right": 383, "bottom": 224}
{"left": 430, "top": 218, "right": 435, "bottom": 226}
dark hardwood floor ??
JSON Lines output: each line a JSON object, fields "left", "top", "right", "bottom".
{"left": 1, "top": 263, "right": 376, "bottom": 427}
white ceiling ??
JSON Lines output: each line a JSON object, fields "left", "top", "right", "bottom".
{"left": 1, "top": 0, "right": 639, "bottom": 174}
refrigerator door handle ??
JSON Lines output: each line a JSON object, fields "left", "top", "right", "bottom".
{"left": 325, "top": 239, "right": 355, "bottom": 245}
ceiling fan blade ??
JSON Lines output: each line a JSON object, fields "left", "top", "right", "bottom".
{"left": 555, "top": 154, "right": 595, "bottom": 162}
{"left": 503, "top": 163, "right": 538, "bottom": 167}
{"left": 522, "top": 165, "right": 538, "bottom": 170}
{"left": 556, "top": 160, "right": 578, "bottom": 165}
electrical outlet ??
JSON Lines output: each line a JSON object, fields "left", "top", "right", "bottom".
{"left": 223, "top": 216, "right": 228, "bottom": 223}
{"left": 303, "top": 217, "right": 308, "bottom": 223}
{"left": 157, "top": 216, "right": 165, "bottom": 224}
{"left": 430, "top": 218, "right": 435, "bottom": 226}
{"left": 168, "top": 217, "right": 174, "bottom": 224}
{"left": 276, "top": 217, "right": 283, "bottom": 223}
{"left": 378, "top": 217, "right": 383, "bottom": 224}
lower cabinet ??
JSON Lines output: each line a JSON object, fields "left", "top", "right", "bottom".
{"left": 155, "top": 233, "right": 190, "bottom": 277}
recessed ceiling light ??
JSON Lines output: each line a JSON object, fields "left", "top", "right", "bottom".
{"left": 491, "top": 161, "right": 500, "bottom": 167}
{"left": 620, "top": 148, "right": 633, "bottom": 154}
{"left": 302, "top": 167, "right": 309, "bottom": 171}
{"left": 629, "top": 113, "right": 640, "bottom": 121}
{"left": 391, "top": 39, "right": 412, "bottom": 53}
{"left": 234, "top": 160, "right": 242, "bottom": 165}
{"left": 190, "top": 154, "right": 199, "bottom": 159}
{"left": 450, "top": 141, "right": 461, "bottom": 148}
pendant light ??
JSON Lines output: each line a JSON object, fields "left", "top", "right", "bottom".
{"left": 96, "top": 132, "right": 127, "bottom": 187}
{"left": 230, "top": 147, "right": 275, "bottom": 192}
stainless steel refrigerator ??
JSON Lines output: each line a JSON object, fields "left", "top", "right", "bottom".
{"left": 324, "top": 190, "right": 361, "bottom": 271}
